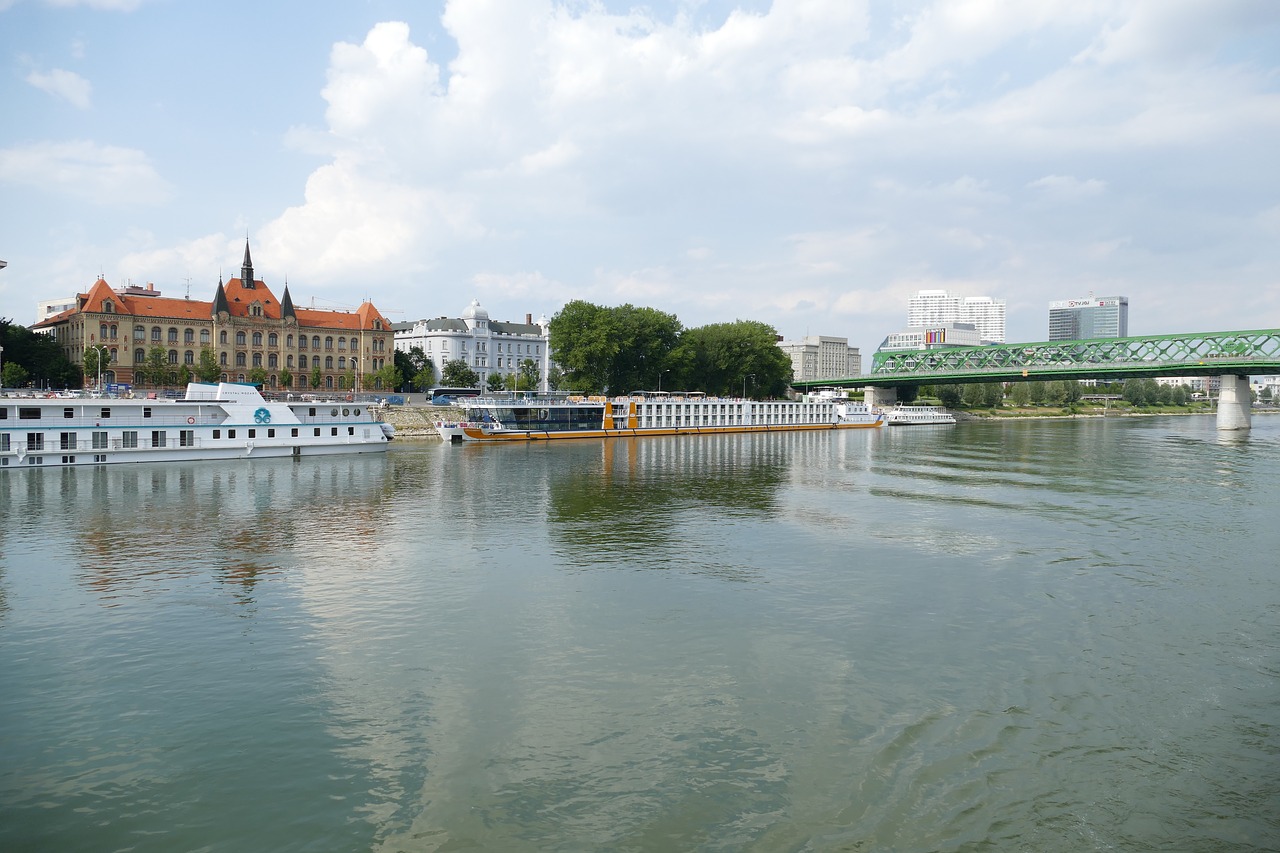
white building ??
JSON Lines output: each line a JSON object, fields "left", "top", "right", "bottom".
{"left": 907, "top": 290, "right": 1006, "bottom": 343}
{"left": 777, "top": 335, "right": 861, "bottom": 381}
{"left": 37, "top": 296, "right": 77, "bottom": 325}
{"left": 1048, "top": 295, "right": 1129, "bottom": 340}
{"left": 394, "top": 299, "right": 551, "bottom": 390}
{"left": 878, "top": 323, "right": 986, "bottom": 352}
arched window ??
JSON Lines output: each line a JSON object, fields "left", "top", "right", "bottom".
{"left": 311, "top": 335, "right": 320, "bottom": 349}
{"left": 325, "top": 356, "right": 333, "bottom": 370}
{"left": 286, "top": 334, "right": 293, "bottom": 348}
{"left": 168, "top": 349, "right": 178, "bottom": 364}
{"left": 184, "top": 329, "right": 194, "bottom": 344}
{"left": 338, "top": 356, "right": 346, "bottom": 370}
{"left": 287, "top": 355, "right": 294, "bottom": 368}
{"left": 152, "top": 326, "right": 162, "bottom": 341}
{"left": 298, "top": 354, "right": 307, "bottom": 369}
{"left": 298, "top": 335, "right": 306, "bottom": 349}
{"left": 235, "top": 352, "right": 246, "bottom": 367}
{"left": 338, "top": 337, "right": 346, "bottom": 351}
{"left": 268, "top": 332, "right": 278, "bottom": 347}
{"left": 100, "top": 323, "right": 108, "bottom": 339}
{"left": 184, "top": 351, "right": 194, "bottom": 365}
{"left": 200, "top": 329, "right": 210, "bottom": 345}
{"left": 167, "top": 328, "right": 178, "bottom": 344}
{"left": 134, "top": 325, "right": 145, "bottom": 339}
{"left": 325, "top": 336, "right": 334, "bottom": 351}
{"left": 252, "top": 332, "right": 262, "bottom": 347}
{"left": 325, "top": 375, "right": 333, "bottom": 389}
{"left": 134, "top": 348, "right": 145, "bottom": 364}
{"left": 219, "top": 352, "right": 227, "bottom": 366}
{"left": 109, "top": 324, "right": 118, "bottom": 339}
{"left": 268, "top": 353, "right": 278, "bottom": 368}
{"left": 252, "top": 353, "right": 262, "bottom": 368}
{"left": 236, "top": 331, "right": 246, "bottom": 346}
{"left": 219, "top": 330, "right": 228, "bottom": 345}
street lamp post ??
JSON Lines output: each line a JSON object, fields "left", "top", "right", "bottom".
{"left": 92, "top": 345, "right": 108, "bottom": 393}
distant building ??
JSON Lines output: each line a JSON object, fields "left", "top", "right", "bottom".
{"left": 878, "top": 323, "right": 986, "bottom": 352}
{"left": 777, "top": 335, "right": 861, "bottom": 381}
{"left": 394, "top": 300, "right": 551, "bottom": 390}
{"left": 33, "top": 242, "right": 394, "bottom": 391}
{"left": 1048, "top": 295, "right": 1129, "bottom": 340}
{"left": 907, "top": 290, "right": 1006, "bottom": 343}
{"left": 37, "top": 296, "right": 78, "bottom": 324}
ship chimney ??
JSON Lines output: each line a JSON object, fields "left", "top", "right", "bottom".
{"left": 526, "top": 313, "right": 532, "bottom": 324}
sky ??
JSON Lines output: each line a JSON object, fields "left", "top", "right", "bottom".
{"left": 2, "top": 0, "right": 1278, "bottom": 357}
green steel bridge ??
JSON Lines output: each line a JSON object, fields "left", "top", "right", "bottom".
{"left": 791, "top": 329, "right": 1280, "bottom": 390}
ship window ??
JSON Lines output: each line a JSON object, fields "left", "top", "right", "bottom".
{"left": 228, "top": 429, "right": 236, "bottom": 439}
{"left": 27, "top": 434, "right": 44, "bottom": 450}
{"left": 314, "top": 427, "right": 321, "bottom": 437}
{"left": 268, "top": 428, "right": 275, "bottom": 438}
{"left": 60, "top": 432, "right": 75, "bottom": 450}
{"left": 308, "top": 407, "right": 316, "bottom": 416}
{"left": 64, "top": 408, "right": 74, "bottom": 418}
{"left": 213, "top": 429, "right": 221, "bottom": 439}
{"left": 92, "top": 432, "right": 107, "bottom": 449}
{"left": 180, "top": 430, "right": 194, "bottom": 447}
{"left": 101, "top": 408, "right": 110, "bottom": 419}
{"left": 348, "top": 427, "right": 354, "bottom": 435}
{"left": 331, "top": 427, "right": 338, "bottom": 436}
{"left": 143, "top": 407, "right": 152, "bottom": 418}
{"left": 152, "top": 431, "right": 166, "bottom": 448}
{"left": 248, "top": 429, "right": 256, "bottom": 438}
{"left": 0, "top": 435, "right": 7, "bottom": 451}
{"left": 0, "top": 408, "right": 6, "bottom": 419}
{"left": 19, "top": 408, "right": 41, "bottom": 419}
{"left": 122, "top": 431, "right": 138, "bottom": 448}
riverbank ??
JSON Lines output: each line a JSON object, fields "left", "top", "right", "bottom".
{"left": 375, "top": 404, "right": 461, "bottom": 438}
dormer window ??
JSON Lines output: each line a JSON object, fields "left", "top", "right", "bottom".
{"left": 102, "top": 300, "right": 115, "bottom": 313}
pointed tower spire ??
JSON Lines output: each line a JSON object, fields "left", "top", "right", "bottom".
{"left": 212, "top": 276, "right": 230, "bottom": 317}
{"left": 280, "top": 284, "right": 296, "bottom": 322}
{"left": 241, "top": 240, "right": 255, "bottom": 289}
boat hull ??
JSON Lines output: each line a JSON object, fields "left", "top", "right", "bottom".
{"left": 451, "top": 419, "right": 883, "bottom": 442}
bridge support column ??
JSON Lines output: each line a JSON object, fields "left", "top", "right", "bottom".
{"left": 1216, "top": 374, "right": 1251, "bottom": 431}
{"left": 864, "top": 386, "right": 896, "bottom": 409}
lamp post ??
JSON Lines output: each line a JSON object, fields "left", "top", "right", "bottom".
{"left": 659, "top": 369, "right": 669, "bottom": 392}
{"left": 92, "top": 345, "right": 108, "bottom": 393}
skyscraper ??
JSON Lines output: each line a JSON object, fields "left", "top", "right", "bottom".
{"left": 1048, "top": 296, "right": 1129, "bottom": 340}
{"left": 907, "top": 290, "right": 1006, "bottom": 343}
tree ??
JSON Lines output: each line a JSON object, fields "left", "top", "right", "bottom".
{"left": 311, "top": 365, "right": 323, "bottom": 389}
{"left": 937, "top": 384, "right": 962, "bottom": 408}
{"left": 1, "top": 318, "right": 80, "bottom": 389}
{"left": 548, "top": 300, "right": 683, "bottom": 393}
{"left": 962, "top": 383, "right": 986, "bottom": 407}
{"left": 82, "top": 347, "right": 112, "bottom": 388}
{"left": 176, "top": 365, "right": 192, "bottom": 387}
{"left": 279, "top": 368, "right": 293, "bottom": 389}
{"left": 248, "top": 366, "right": 268, "bottom": 387}
{"left": 2, "top": 361, "right": 30, "bottom": 389}
{"left": 196, "top": 346, "right": 221, "bottom": 382}
{"left": 546, "top": 364, "right": 565, "bottom": 391}
{"left": 1009, "top": 382, "right": 1032, "bottom": 407}
{"left": 486, "top": 372, "right": 505, "bottom": 392}
{"left": 518, "top": 358, "right": 540, "bottom": 392}
{"left": 145, "top": 345, "right": 170, "bottom": 388}
{"left": 441, "top": 358, "right": 480, "bottom": 388}
{"left": 395, "top": 347, "right": 431, "bottom": 391}
{"left": 673, "top": 319, "right": 791, "bottom": 397}
{"left": 371, "top": 363, "right": 402, "bottom": 391}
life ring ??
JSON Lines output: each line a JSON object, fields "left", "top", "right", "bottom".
{"left": 187, "top": 416, "right": 195, "bottom": 424}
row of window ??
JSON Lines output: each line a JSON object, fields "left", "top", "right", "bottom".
{"left": 2, "top": 425, "right": 354, "bottom": 453}
{"left": 92, "top": 325, "right": 387, "bottom": 353}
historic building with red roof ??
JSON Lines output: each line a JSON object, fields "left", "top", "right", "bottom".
{"left": 35, "top": 243, "right": 393, "bottom": 391}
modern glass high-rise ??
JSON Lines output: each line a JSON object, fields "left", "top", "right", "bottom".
{"left": 907, "top": 290, "right": 1006, "bottom": 343}
{"left": 1048, "top": 296, "right": 1129, "bottom": 340}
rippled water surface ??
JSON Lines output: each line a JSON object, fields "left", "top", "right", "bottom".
{"left": 2, "top": 416, "right": 1278, "bottom": 851}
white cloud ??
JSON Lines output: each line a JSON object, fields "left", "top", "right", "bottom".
{"left": 0, "top": 140, "right": 170, "bottom": 204}
{"left": 1028, "top": 174, "right": 1107, "bottom": 199}
{"left": 43, "top": 0, "right": 146, "bottom": 10}
{"left": 25, "top": 68, "right": 92, "bottom": 109}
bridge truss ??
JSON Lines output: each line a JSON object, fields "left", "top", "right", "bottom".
{"left": 793, "top": 330, "right": 1280, "bottom": 390}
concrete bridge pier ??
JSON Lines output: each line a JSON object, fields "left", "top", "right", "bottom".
{"left": 864, "top": 386, "right": 896, "bottom": 409}
{"left": 1216, "top": 374, "right": 1252, "bottom": 431}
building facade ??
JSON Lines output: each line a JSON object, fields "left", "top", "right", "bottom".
{"left": 1048, "top": 295, "right": 1129, "bottom": 340}
{"left": 34, "top": 243, "right": 393, "bottom": 392}
{"left": 907, "top": 290, "right": 1006, "bottom": 343}
{"left": 394, "top": 300, "right": 551, "bottom": 390}
{"left": 776, "top": 335, "right": 862, "bottom": 382}
{"left": 877, "top": 323, "right": 986, "bottom": 352}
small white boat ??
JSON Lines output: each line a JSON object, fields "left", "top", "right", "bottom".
{"left": 2, "top": 381, "right": 393, "bottom": 470}
{"left": 882, "top": 404, "right": 957, "bottom": 426}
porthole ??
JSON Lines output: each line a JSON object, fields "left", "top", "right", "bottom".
{"left": 353, "top": 408, "right": 361, "bottom": 415}
{"left": 330, "top": 408, "right": 339, "bottom": 417}
{"left": 342, "top": 408, "right": 350, "bottom": 416}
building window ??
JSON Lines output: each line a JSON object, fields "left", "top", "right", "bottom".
{"left": 220, "top": 352, "right": 228, "bottom": 366}
{"left": 184, "top": 329, "right": 194, "bottom": 344}
{"left": 253, "top": 332, "right": 263, "bottom": 347}
{"left": 252, "top": 353, "right": 262, "bottom": 368}
{"left": 152, "top": 327, "right": 162, "bottom": 341}
{"left": 100, "top": 323, "right": 108, "bottom": 339}
{"left": 338, "top": 356, "right": 346, "bottom": 370}
{"left": 325, "top": 336, "right": 334, "bottom": 351}
{"left": 268, "top": 353, "right": 278, "bottom": 368}
{"left": 325, "top": 356, "right": 333, "bottom": 370}
{"left": 338, "top": 337, "right": 346, "bottom": 351}
{"left": 134, "top": 325, "right": 145, "bottom": 339}
{"left": 103, "top": 300, "right": 115, "bottom": 314}
{"left": 166, "top": 350, "right": 176, "bottom": 364}
{"left": 298, "top": 335, "right": 307, "bottom": 349}
{"left": 200, "top": 329, "right": 210, "bottom": 345}
{"left": 134, "top": 348, "right": 146, "bottom": 364}
{"left": 287, "top": 355, "right": 294, "bottom": 368}
{"left": 220, "top": 330, "right": 228, "bottom": 345}
{"left": 298, "top": 354, "right": 307, "bottom": 369}
{"left": 235, "top": 352, "right": 246, "bottom": 367}
{"left": 312, "top": 335, "right": 320, "bottom": 349}
{"left": 269, "top": 332, "right": 278, "bottom": 347}
{"left": 236, "top": 331, "right": 246, "bottom": 346}
{"left": 287, "top": 334, "right": 294, "bottom": 348}
{"left": 168, "top": 328, "right": 178, "bottom": 344}
{"left": 185, "top": 350, "right": 195, "bottom": 365}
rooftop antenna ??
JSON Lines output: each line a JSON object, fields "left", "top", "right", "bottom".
{"left": 184, "top": 276, "right": 191, "bottom": 299}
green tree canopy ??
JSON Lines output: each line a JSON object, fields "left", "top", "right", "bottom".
{"left": 82, "top": 346, "right": 112, "bottom": 388}
{"left": 548, "top": 300, "right": 682, "bottom": 393}
{"left": 672, "top": 320, "right": 792, "bottom": 398}
{"left": 517, "top": 358, "right": 541, "bottom": 392}
{"left": 441, "top": 358, "right": 480, "bottom": 388}
{"left": 486, "top": 372, "right": 505, "bottom": 392}
{"left": 196, "top": 346, "right": 221, "bottom": 383}
{"left": 1, "top": 318, "right": 81, "bottom": 389}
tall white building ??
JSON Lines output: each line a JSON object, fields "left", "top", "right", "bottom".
{"left": 777, "top": 335, "right": 861, "bottom": 381}
{"left": 907, "top": 290, "right": 1006, "bottom": 343}
{"left": 394, "top": 299, "right": 551, "bottom": 390}
{"left": 1048, "top": 295, "right": 1129, "bottom": 340}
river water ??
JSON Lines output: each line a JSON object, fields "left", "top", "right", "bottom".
{"left": 1, "top": 415, "right": 1277, "bottom": 852}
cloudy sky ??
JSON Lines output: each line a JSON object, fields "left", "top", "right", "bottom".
{"left": 2, "top": 0, "right": 1278, "bottom": 356}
